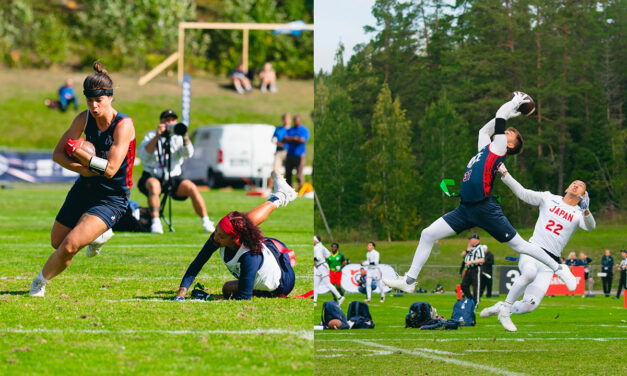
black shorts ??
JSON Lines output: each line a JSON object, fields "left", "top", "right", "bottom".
{"left": 442, "top": 197, "right": 517, "bottom": 243}
{"left": 137, "top": 171, "right": 187, "bottom": 201}
{"left": 56, "top": 180, "right": 128, "bottom": 229}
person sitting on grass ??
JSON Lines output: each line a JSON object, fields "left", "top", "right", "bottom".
{"left": 259, "top": 62, "right": 277, "bottom": 93}
{"left": 229, "top": 63, "right": 253, "bottom": 94}
{"left": 45, "top": 78, "right": 79, "bottom": 112}
{"left": 174, "top": 171, "right": 298, "bottom": 301}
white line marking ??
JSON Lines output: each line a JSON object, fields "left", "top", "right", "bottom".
{"left": 354, "top": 340, "right": 527, "bottom": 376}
{"left": 0, "top": 328, "right": 312, "bottom": 341}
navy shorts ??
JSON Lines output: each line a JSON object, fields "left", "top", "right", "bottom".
{"left": 442, "top": 197, "right": 517, "bottom": 243}
{"left": 56, "top": 180, "right": 128, "bottom": 229}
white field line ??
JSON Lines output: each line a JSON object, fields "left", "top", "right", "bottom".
{"left": 464, "top": 349, "right": 549, "bottom": 353}
{"left": 0, "top": 275, "right": 311, "bottom": 281}
{"left": 0, "top": 327, "right": 313, "bottom": 341}
{"left": 315, "top": 337, "right": 627, "bottom": 342}
{"left": 354, "top": 340, "right": 528, "bottom": 376}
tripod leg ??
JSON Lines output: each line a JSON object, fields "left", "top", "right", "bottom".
{"left": 159, "top": 192, "right": 175, "bottom": 232}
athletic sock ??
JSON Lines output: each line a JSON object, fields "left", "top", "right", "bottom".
{"left": 36, "top": 271, "right": 49, "bottom": 284}
{"left": 268, "top": 193, "right": 283, "bottom": 208}
{"left": 506, "top": 234, "right": 559, "bottom": 271}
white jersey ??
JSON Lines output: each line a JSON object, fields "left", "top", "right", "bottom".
{"left": 314, "top": 242, "right": 332, "bottom": 277}
{"left": 366, "top": 249, "right": 380, "bottom": 266}
{"left": 501, "top": 174, "right": 596, "bottom": 256}
{"left": 220, "top": 244, "right": 282, "bottom": 292}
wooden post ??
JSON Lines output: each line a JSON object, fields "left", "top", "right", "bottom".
{"left": 242, "top": 28, "right": 249, "bottom": 73}
{"left": 178, "top": 23, "right": 185, "bottom": 83}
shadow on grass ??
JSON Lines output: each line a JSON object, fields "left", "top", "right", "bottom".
{"left": 0, "top": 290, "right": 30, "bottom": 296}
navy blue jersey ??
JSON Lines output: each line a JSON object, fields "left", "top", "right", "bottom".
{"left": 79, "top": 110, "right": 136, "bottom": 194}
{"left": 460, "top": 144, "right": 506, "bottom": 203}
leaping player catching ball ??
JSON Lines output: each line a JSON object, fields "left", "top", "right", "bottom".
{"left": 30, "top": 62, "right": 136, "bottom": 297}
{"left": 480, "top": 167, "right": 595, "bottom": 331}
{"left": 384, "top": 92, "right": 578, "bottom": 293}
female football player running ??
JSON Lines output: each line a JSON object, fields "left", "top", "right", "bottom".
{"left": 174, "top": 172, "right": 298, "bottom": 301}
{"left": 480, "top": 168, "right": 595, "bottom": 331}
{"left": 30, "top": 62, "right": 136, "bottom": 297}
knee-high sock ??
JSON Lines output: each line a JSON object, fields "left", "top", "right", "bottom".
{"left": 379, "top": 281, "right": 385, "bottom": 299}
{"left": 505, "top": 234, "right": 559, "bottom": 271}
{"left": 313, "top": 274, "right": 321, "bottom": 302}
{"left": 407, "top": 217, "right": 456, "bottom": 282}
{"left": 366, "top": 276, "right": 373, "bottom": 300}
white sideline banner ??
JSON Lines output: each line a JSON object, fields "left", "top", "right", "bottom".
{"left": 317, "top": 263, "right": 397, "bottom": 294}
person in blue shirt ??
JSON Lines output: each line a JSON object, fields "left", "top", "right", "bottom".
{"left": 45, "top": 78, "right": 79, "bottom": 112}
{"left": 283, "top": 114, "right": 310, "bottom": 188}
{"left": 269, "top": 113, "right": 291, "bottom": 187}
{"left": 174, "top": 171, "right": 298, "bottom": 301}
{"left": 385, "top": 92, "right": 578, "bottom": 294}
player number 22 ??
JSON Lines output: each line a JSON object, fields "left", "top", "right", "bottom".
{"left": 545, "top": 220, "right": 563, "bottom": 235}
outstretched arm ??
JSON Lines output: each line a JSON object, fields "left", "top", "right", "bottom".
{"left": 176, "top": 234, "right": 219, "bottom": 297}
{"left": 478, "top": 118, "right": 495, "bottom": 151}
{"left": 490, "top": 93, "right": 531, "bottom": 155}
{"left": 578, "top": 193, "right": 596, "bottom": 231}
{"left": 500, "top": 170, "right": 545, "bottom": 206}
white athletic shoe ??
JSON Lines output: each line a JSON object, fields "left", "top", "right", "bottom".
{"left": 202, "top": 218, "right": 215, "bottom": 233}
{"left": 338, "top": 296, "right": 345, "bottom": 306}
{"left": 313, "top": 301, "right": 317, "bottom": 307}
{"left": 380, "top": 296, "right": 386, "bottom": 303}
{"left": 364, "top": 298, "right": 371, "bottom": 303}
{"left": 382, "top": 276, "right": 416, "bottom": 294}
{"left": 555, "top": 265, "right": 577, "bottom": 291}
{"left": 86, "top": 228, "right": 114, "bottom": 258}
{"left": 480, "top": 302, "right": 503, "bottom": 318}
{"left": 271, "top": 170, "right": 297, "bottom": 207}
{"left": 151, "top": 220, "right": 164, "bottom": 234}
{"left": 498, "top": 307, "right": 518, "bottom": 332}
{"left": 29, "top": 276, "right": 47, "bottom": 297}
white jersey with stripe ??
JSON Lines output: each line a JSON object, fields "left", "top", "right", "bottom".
{"left": 220, "top": 244, "right": 281, "bottom": 292}
{"left": 501, "top": 174, "right": 596, "bottom": 256}
{"left": 314, "top": 242, "right": 331, "bottom": 277}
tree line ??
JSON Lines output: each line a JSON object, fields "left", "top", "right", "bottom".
{"left": 314, "top": 0, "right": 625, "bottom": 241}
{"left": 0, "top": 0, "right": 313, "bottom": 78}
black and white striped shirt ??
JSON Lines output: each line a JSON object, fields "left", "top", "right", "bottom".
{"left": 465, "top": 244, "right": 487, "bottom": 268}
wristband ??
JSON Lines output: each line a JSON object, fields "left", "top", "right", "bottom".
{"left": 89, "top": 156, "right": 108, "bottom": 175}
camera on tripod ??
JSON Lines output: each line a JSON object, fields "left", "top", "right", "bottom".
{"left": 164, "top": 122, "right": 188, "bottom": 137}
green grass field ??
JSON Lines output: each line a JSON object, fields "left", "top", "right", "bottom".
{"left": 0, "top": 185, "right": 313, "bottom": 375}
{"left": 314, "top": 293, "right": 627, "bottom": 376}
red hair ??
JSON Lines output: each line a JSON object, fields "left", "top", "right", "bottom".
{"left": 222, "top": 211, "right": 264, "bottom": 254}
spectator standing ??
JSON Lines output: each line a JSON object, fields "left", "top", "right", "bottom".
{"left": 326, "top": 242, "right": 346, "bottom": 297}
{"left": 601, "top": 249, "right": 614, "bottom": 297}
{"left": 564, "top": 252, "right": 577, "bottom": 266}
{"left": 362, "top": 242, "right": 385, "bottom": 303}
{"left": 271, "top": 113, "right": 291, "bottom": 175}
{"left": 614, "top": 250, "right": 627, "bottom": 299}
{"left": 575, "top": 252, "right": 594, "bottom": 296}
{"left": 460, "top": 234, "right": 486, "bottom": 302}
{"left": 283, "top": 115, "right": 310, "bottom": 188}
{"left": 259, "top": 62, "right": 277, "bottom": 93}
{"left": 480, "top": 249, "right": 494, "bottom": 298}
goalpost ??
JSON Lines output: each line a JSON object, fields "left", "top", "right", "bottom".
{"left": 138, "top": 22, "right": 314, "bottom": 86}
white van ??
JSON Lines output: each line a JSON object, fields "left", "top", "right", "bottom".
{"left": 183, "top": 124, "right": 277, "bottom": 187}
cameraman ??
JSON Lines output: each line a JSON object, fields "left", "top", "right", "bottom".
{"left": 137, "top": 109, "right": 215, "bottom": 234}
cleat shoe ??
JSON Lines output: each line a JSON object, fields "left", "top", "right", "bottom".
{"left": 151, "top": 220, "right": 164, "bottom": 234}
{"left": 86, "top": 228, "right": 114, "bottom": 258}
{"left": 338, "top": 296, "right": 345, "bottom": 306}
{"left": 29, "top": 276, "right": 47, "bottom": 297}
{"left": 173, "top": 296, "right": 184, "bottom": 302}
{"left": 380, "top": 296, "right": 386, "bottom": 303}
{"left": 202, "top": 218, "right": 215, "bottom": 233}
{"left": 480, "top": 302, "right": 503, "bottom": 318}
{"left": 555, "top": 265, "right": 577, "bottom": 291}
{"left": 498, "top": 307, "right": 518, "bottom": 332}
{"left": 271, "top": 170, "right": 297, "bottom": 207}
{"left": 383, "top": 276, "right": 416, "bottom": 294}
{"left": 364, "top": 298, "right": 371, "bottom": 303}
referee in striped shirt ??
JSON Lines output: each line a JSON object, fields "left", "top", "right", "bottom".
{"left": 461, "top": 233, "right": 487, "bottom": 302}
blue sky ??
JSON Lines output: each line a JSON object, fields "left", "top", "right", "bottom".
{"left": 314, "top": 0, "right": 377, "bottom": 73}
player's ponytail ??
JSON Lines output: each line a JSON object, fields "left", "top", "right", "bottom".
{"left": 226, "top": 211, "right": 264, "bottom": 254}
{"left": 83, "top": 61, "right": 113, "bottom": 95}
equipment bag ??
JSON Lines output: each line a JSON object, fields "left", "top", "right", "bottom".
{"left": 451, "top": 298, "right": 476, "bottom": 326}
{"left": 346, "top": 301, "right": 375, "bottom": 329}
{"left": 321, "top": 301, "right": 349, "bottom": 329}
{"left": 405, "top": 302, "right": 433, "bottom": 328}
